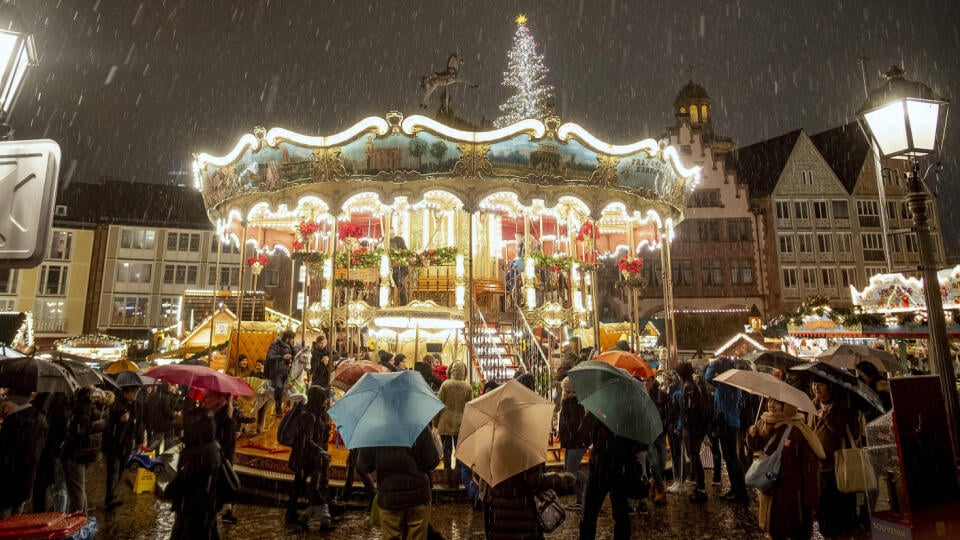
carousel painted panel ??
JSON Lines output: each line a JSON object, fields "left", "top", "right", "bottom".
{"left": 616, "top": 152, "right": 678, "bottom": 196}
{"left": 338, "top": 132, "right": 460, "bottom": 176}
{"left": 199, "top": 141, "right": 318, "bottom": 207}
{"left": 487, "top": 134, "right": 598, "bottom": 180}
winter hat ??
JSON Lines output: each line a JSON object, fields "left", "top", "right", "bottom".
{"left": 515, "top": 372, "right": 536, "bottom": 391}
{"left": 378, "top": 350, "right": 394, "bottom": 364}
{"left": 560, "top": 377, "right": 574, "bottom": 394}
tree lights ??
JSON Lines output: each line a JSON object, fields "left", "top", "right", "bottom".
{"left": 495, "top": 15, "right": 555, "bottom": 127}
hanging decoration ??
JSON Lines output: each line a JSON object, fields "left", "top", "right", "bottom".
{"left": 616, "top": 256, "right": 646, "bottom": 290}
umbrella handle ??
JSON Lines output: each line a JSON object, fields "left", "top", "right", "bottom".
{"left": 755, "top": 397, "right": 764, "bottom": 424}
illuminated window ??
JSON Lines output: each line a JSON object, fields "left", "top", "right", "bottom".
{"left": 47, "top": 231, "right": 73, "bottom": 260}
{"left": 690, "top": 106, "right": 699, "bottom": 123}
{"left": 116, "top": 262, "right": 153, "bottom": 284}
{"left": 112, "top": 296, "right": 149, "bottom": 326}
{"left": 120, "top": 229, "right": 156, "bottom": 250}
{"left": 700, "top": 260, "right": 723, "bottom": 286}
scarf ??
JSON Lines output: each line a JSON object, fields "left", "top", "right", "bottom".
{"left": 760, "top": 404, "right": 826, "bottom": 460}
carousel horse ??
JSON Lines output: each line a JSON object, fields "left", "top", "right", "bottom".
{"left": 419, "top": 53, "right": 477, "bottom": 108}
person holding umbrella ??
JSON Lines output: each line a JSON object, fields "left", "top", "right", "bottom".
{"left": 103, "top": 380, "right": 145, "bottom": 511}
{"left": 810, "top": 380, "right": 861, "bottom": 538}
{"left": 267, "top": 330, "right": 297, "bottom": 416}
{"left": 62, "top": 386, "right": 111, "bottom": 512}
{"left": 437, "top": 360, "right": 472, "bottom": 489}
{"left": 704, "top": 356, "right": 748, "bottom": 502}
{"left": 167, "top": 403, "right": 221, "bottom": 540}
{"left": 203, "top": 390, "right": 239, "bottom": 526}
{"left": 285, "top": 385, "right": 333, "bottom": 530}
{"left": 676, "top": 361, "right": 709, "bottom": 503}
{"left": 746, "top": 398, "right": 825, "bottom": 539}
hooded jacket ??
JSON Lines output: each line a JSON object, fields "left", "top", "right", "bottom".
{"left": 357, "top": 426, "right": 439, "bottom": 510}
{"left": 437, "top": 361, "right": 472, "bottom": 436}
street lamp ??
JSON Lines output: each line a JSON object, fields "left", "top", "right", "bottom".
{"left": 856, "top": 65, "right": 957, "bottom": 451}
{"left": 0, "top": 1, "right": 37, "bottom": 133}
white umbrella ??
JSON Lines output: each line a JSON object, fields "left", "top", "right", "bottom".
{"left": 457, "top": 379, "right": 554, "bottom": 487}
{"left": 817, "top": 344, "right": 901, "bottom": 372}
{"left": 714, "top": 368, "right": 816, "bottom": 413}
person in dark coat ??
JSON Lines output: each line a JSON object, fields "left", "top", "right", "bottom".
{"left": 62, "top": 386, "right": 110, "bottom": 512}
{"left": 146, "top": 382, "right": 179, "bottom": 452}
{"left": 102, "top": 385, "right": 145, "bottom": 511}
{"left": 32, "top": 392, "right": 70, "bottom": 512}
{"left": 746, "top": 398, "right": 825, "bottom": 540}
{"left": 203, "top": 390, "right": 238, "bottom": 525}
{"left": 168, "top": 407, "right": 221, "bottom": 540}
{"left": 676, "top": 361, "right": 709, "bottom": 503}
{"left": 559, "top": 377, "right": 588, "bottom": 509}
{"left": 267, "top": 330, "right": 297, "bottom": 415}
{"left": 811, "top": 381, "right": 860, "bottom": 537}
{"left": 0, "top": 393, "right": 48, "bottom": 518}
{"left": 286, "top": 386, "right": 332, "bottom": 529}
{"left": 310, "top": 335, "right": 331, "bottom": 388}
{"left": 358, "top": 426, "right": 439, "bottom": 539}
{"left": 704, "top": 356, "right": 748, "bottom": 502}
{"left": 577, "top": 412, "right": 640, "bottom": 540}
{"left": 643, "top": 376, "right": 669, "bottom": 505}
{"left": 484, "top": 464, "right": 574, "bottom": 540}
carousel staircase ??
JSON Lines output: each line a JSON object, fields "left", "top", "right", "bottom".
{"left": 470, "top": 312, "right": 523, "bottom": 383}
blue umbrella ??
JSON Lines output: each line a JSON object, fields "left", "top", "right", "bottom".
{"left": 566, "top": 360, "right": 663, "bottom": 444}
{"left": 328, "top": 370, "right": 444, "bottom": 449}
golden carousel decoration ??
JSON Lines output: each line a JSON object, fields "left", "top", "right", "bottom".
{"left": 193, "top": 112, "right": 700, "bottom": 374}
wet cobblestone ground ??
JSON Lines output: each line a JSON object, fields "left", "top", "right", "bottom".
{"left": 84, "top": 460, "right": 869, "bottom": 539}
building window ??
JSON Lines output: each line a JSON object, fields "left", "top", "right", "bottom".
{"left": 644, "top": 259, "right": 663, "bottom": 287}
{"left": 112, "top": 296, "right": 149, "bottom": 326}
{"left": 167, "top": 232, "right": 202, "bottom": 253}
{"left": 890, "top": 235, "right": 902, "bottom": 253}
{"left": 210, "top": 236, "right": 240, "bottom": 255}
{"left": 163, "top": 264, "right": 199, "bottom": 285}
{"left": 116, "top": 262, "right": 153, "bottom": 284}
{"left": 905, "top": 233, "right": 919, "bottom": 253}
{"left": 840, "top": 267, "right": 857, "bottom": 288}
{"left": 0, "top": 299, "right": 14, "bottom": 311}
{"left": 831, "top": 200, "right": 849, "bottom": 220}
{"left": 47, "top": 231, "right": 73, "bottom": 260}
{"left": 208, "top": 266, "right": 240, "bottom": 287}
{"left": 263, "top": 269, "right": 280, "bottom": 288}
{"left": 836, "top": 233, "right": 853, "bottom": 254}
{"left": 886, "top": 201, "right": 899, "bottom": 220}
{"left": 801, "top": 268, "right": 817, "bottom": 289}
{"left": 37, "top": 265, "right": 68, "bottom": 296}
{"left": 857, "top": 200, "right": 881, "bottom": 227}
{"left": 120, "top": 229, "right": 156, "bottom": 250}
{"left": 727, "top": 219, "right": 751, "bottom": 242}
{"left": 701, "top": 260, "right": 723, "bottom": 286}
{"left": 813, "top": 200, "right": 828, "bottom": 220}
{"left": 776, "top": 201, "right": 791, "bottom": 220}
{"left": 800, "top": 170, "right": 814, "bottom": 185}
{"left": 817, "top": 233, "right": 832, "bottom": 254}
{"left": 900, "top": 202, "right": 910, "bottom": 220}
{"left": 793, "top": 201, "right": 810, "bottom": 220}
{"left": 33, "top": 299, "right": 65, "bottom": 332}
{"left": 782, "top": 268, "right": 798, "bottom": 288}
{"left": 778, "top": 234, "right": 794, "bottom": 254}
{"left": 797, "top": 233, "right": 814, "bottom": 254}
{"left": 821, "top": 268, "right": 838, "bottom": 288}
{"left": 690, "top": 189, "right": 721, "bottom": 208}
{"left": 0, "top": 268, "right": 18, "bottom": 295}
{"left": 673, "top": 260, "right": 694, "bottom": 286}
{"left": 864, "top": 267, "right": 886, "bottom": 282}
{"left": 697, "top": 220, "right": 721, "bottom": 242}
{"left": 731, "top": 260, "right": 754, "bottom": 285}
{"left": 159, "top": 296, "right": 180, "bottom": 327}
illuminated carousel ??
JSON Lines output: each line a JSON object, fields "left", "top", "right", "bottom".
{"left": 194, "top": 112, "right": 700, "bottom": 382}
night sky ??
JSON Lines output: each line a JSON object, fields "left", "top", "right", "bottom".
{"left": 12, "top": 0, "right": 960, "bottom": 252}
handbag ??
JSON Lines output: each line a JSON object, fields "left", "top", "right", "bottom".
{"left": 745, "top": 425, "right": 792, "bottom": 493}
{"left": 835, "top": 427, "right": 877, "bottom": 493}
{"left": 533, "top": 489, "right": 566, "bottom": 533}
{"left": 219, "top": 458, "right": 241, "bottom": 495}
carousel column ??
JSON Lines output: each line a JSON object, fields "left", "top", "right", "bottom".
{"left": 235, "top": 220, "right": 249, "bottom": 372}
{"left": 627, "top": 220, "right": 637, "bottom": 352}
{"left": 467, "top": 212, "right": 475, "bottom": 385}
{"left": 591, "top": 219, "right": 601, "bottom": 352}
{"left": 328, "top": 220, "right": 338, "bottom": 356}
{"left": 659, "top": 223, "right": 678, "bottom": 370}
{"left": 209, "top": 226, "right": 224, "bottom": 355}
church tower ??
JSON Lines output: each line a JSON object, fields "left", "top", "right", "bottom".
{"left": 674, "top": 78, "right": 712, "bottom": 134}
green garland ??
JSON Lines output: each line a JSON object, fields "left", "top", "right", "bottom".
{"left": 334, "top": 278, "right": 367, "bottom": 291}
{"left": 530, "top": 252, "right": 574, "bottom": 272}
{"left": 615, "top": 276, "right": 647, "bottom": 290}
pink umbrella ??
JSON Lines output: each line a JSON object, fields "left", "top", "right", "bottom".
{"left": 144, "top": 364, "right": 254, "bottom": 396}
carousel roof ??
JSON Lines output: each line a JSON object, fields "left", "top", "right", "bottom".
{"left": 193, "top": 113, "right": 700, "bottom": 226}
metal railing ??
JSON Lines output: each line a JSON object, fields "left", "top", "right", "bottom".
{"left": 512, "top": 307, "right": 552, "bottom": 400}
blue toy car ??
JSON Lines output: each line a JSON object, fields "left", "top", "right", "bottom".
{"left": 127, "top": 453, "right": 165, "bottom": 474}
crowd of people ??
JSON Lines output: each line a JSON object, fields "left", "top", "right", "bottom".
{"left": 1, "top": 331, "right": 886, "bottom": 540}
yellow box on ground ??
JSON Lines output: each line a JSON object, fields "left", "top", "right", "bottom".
{"left": 133, "top": 452, "right": 157, "bottom": 494}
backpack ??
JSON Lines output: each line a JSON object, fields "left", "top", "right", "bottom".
{"left": 682, "top": 378, "right": 712, "bottom": 427}
{"left": 277, "top": 402, "right": 308, "bottom": 447}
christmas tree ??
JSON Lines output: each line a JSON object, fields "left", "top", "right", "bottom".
{"left": 495, "top": 14, "right": 555, "bottom": 127}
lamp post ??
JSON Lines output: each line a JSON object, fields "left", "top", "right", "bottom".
{"left": 0, "top": 0, "right": 37, "bottom": 137}
{"left": 856, "top": 65, "right": 958, "bottom": 452}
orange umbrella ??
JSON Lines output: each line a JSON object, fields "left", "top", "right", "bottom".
{"left": 104, "top": 358, "right": 140, "bottom": 374}
{"left": 593, "top": 350, "right": 655, "bottom": 379}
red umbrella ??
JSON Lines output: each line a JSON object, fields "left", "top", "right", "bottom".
{"left": 143, "top": 364, "right": 254, "bottom": 396}
{"left": 331, "top": 360, "right": 387, "bottom": 390}
{"left": 593, "top": 350, "right": 656, "bottom": 379}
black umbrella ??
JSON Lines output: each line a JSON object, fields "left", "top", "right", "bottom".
{"left": 53, "top": 355, "right": 119, "bottom": 391}
{"left": 790, "top": 361, "right": 884, "bottom": 414}
{"left": 0, "top": 356, "right": 79, "bottom": 395}
{"left": 743, "top": 350, "right": 808, "bottom": 372}
{"left": 111, "top": 370, "right": 150, "bottom": 388}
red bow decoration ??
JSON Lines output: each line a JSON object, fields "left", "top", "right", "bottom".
{"left": 298, "top": 221, "right": 320, "bottom": 237}
{"left": 246, "top": 253, "right": 269, "bottom": 267}
{"left": 577, "top": 221, "right": 594, "bottom": 241}
{"left": 338, "top": 222, "right": 364, "bottom": 241}
{"left": 618, "top": 257, "right": 643, "bottom": 275}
